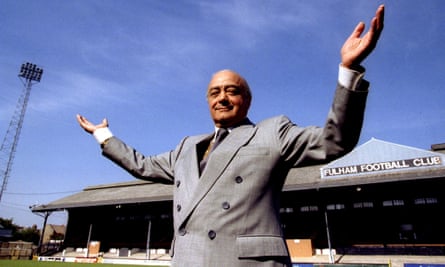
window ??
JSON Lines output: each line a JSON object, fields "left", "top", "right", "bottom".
{"left": 326, "top": 204, "right": 345, "bottom": 210}
{"left": 414, "top": 197, "right": 438, "bottom": 205}
{"left": 353, "top": 201, "right": 374, "bottom": 208}
{"left": 280, "top": 207, "right": 294, "bottom": 213}
{"left": 300, "top": 205, "right": 319, "bottom": 212}
{"left": 383, "top": 199, "right": 404, "bottom": 207}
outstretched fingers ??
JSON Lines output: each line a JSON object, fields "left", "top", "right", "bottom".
{"left": 76, "top": 114, "right": 108, "bottom": 134}
{"left": 341, "top": 5, "right": 385, "bottom": 68}
{"left": 369, "top": 5, "right": 385, "bottom": 41}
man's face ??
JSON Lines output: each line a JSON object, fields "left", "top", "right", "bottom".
{"left": 207, "top": 70, "right": 251, "bottom": 128}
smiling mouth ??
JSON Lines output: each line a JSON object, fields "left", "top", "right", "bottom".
{"left": 215, "top": 104, "right": 233, "bottom": 109}
{"left": 215, "top": 107, "right": 232, "bottom": 111}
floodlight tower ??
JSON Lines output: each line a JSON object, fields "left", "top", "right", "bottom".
{"left": 0, "top": 62, "right": 43, "bottom": 202}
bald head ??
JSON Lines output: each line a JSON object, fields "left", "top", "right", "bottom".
{"left": 208, "top": 70, "right": 251, "bottom": 100}
{"left": 206, "top": 70, "right": 252, "bottom": 127}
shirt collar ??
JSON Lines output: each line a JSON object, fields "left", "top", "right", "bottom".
{"left": 212, "top": 117, "right": 253, "bottom": 140}
{"left": 212, "top": 127, "right": 231, "bottom": 141}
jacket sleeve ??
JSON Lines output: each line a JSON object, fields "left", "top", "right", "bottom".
{"left": 280, "top": 82, "right": 369, "bottom": 167}
{"left": 101, "top": 136, "right": 187, "bottom": 185}
{"left": 323, "top": 81, "right": 369, "bottom": 156}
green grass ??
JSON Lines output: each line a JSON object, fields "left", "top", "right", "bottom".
{"left": 0, "top": 260, "right": 167, "bottom": 267}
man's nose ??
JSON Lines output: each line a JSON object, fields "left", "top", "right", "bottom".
{"left": 217, "top": 91, "right": 228, "bottom": 101}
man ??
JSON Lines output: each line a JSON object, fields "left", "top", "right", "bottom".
{"left": 77, "top": 5, "right": 384, "bottom": 267}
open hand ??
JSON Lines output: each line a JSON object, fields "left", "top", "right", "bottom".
{"left": 341, "top": 5, "right": 385, "bottom": 69}
{"left": 76, "top": 114, "right": 108, "bottom": 134}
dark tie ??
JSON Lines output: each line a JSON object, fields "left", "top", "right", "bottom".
{"left": 199, "top": 128, "right": 228, "bottom": 173}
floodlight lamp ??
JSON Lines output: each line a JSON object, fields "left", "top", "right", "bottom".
{"left": 18, "top": 62, "right": 44, "bottom": 82}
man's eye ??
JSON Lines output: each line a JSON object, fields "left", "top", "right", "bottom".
{"left": 226, "top": 87, "right": 240, "bottom": 95}
{"left": 209, "top": 90, "right": 219, "bottom": 97}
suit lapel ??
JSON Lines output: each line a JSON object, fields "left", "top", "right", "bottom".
{"left": 183, "top": 134, "right": 213, "bottom": 201}
{"left": 179, "top": 124, "right": 257, "bottom": 228}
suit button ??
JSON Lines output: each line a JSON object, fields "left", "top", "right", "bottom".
{"left": 235, "top": 176, "right": 243, "bottom": 183}
{"left": 222, "top": 202, "right": 230, "bottom": 210}
{"left": 176, "top": 180, "right": 181, "bottom": 187}
{"left": 208, "top": 230, "right": 216, "bottom": 240}
{"left": 178, "top": 228, "right": 186, "bottom": 236}
{"left": 176, "top": 204, "right": 182, "bottom": 212}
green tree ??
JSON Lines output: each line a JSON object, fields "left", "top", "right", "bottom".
{"left": 15, "top": 225, "right": 40, "bottom": 245}
{"left": 0, "top": 218, "right": 18, "bottom": 231}
{"left": 1, "top": 218, "right": 41, "bottom": 245}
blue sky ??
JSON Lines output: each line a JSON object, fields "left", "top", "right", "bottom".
{"left": 0, "top": 0, "right": 444, "bottom": 227}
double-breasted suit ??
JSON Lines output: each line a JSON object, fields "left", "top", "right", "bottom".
{"left": 102, "top": 83, "right": 369, "bottom": 266}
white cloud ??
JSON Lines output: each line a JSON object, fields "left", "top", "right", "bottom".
{"left": 28, "top": 70, "right": 128, "bottom": 113}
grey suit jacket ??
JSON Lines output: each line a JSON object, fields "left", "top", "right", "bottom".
{"left": 102, "top": 83, "right": 369, "bottom": 267}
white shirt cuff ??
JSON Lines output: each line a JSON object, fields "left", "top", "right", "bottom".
{"left": 93, "top": 127, "right": 113, "bottom": 144}
{"left": 338, "top": 64, "right": 365, "bottom": 90}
